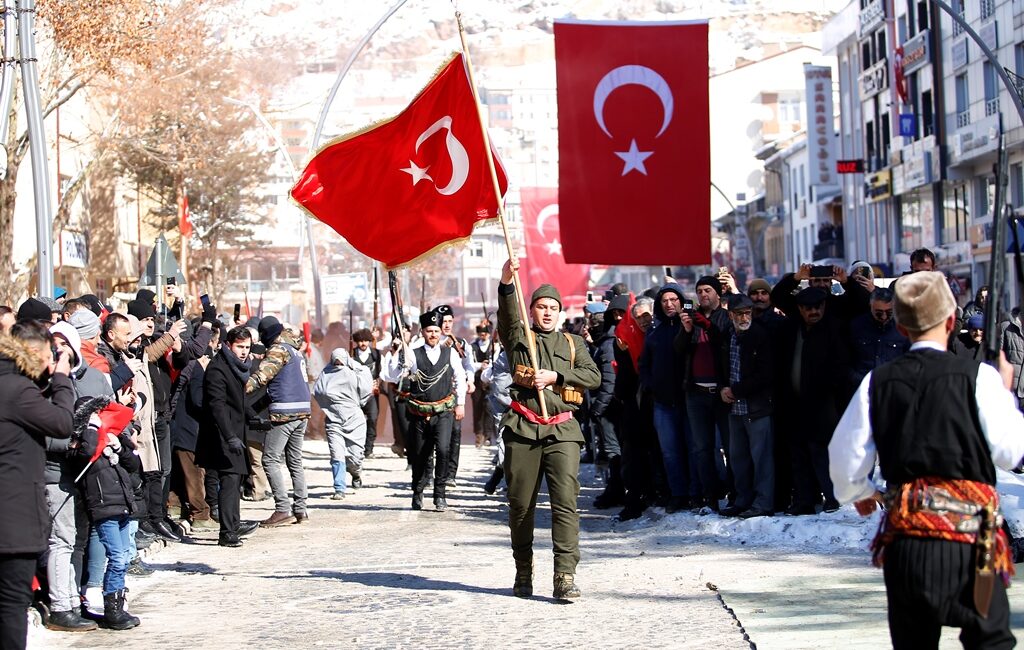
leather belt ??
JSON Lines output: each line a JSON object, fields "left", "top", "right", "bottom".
{"left": 691, "top": 384, "right": 718, "bottom": 395}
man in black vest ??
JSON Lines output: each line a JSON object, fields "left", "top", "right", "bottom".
{"left": 351, "top": 328, "right": 381, "bottom": 460}
{"left": 382, "top": 309, "right": 466, "bottom": 511}
{"left": 436, "top": 305, "right": 473, "bottom": 486}
{"left": 830, "top": 271, "right": 1024, "bottom": 648}
{"left": 470, "top": 323, "right": 499, "bottom": 448}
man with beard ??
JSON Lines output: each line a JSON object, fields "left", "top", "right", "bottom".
{"left": 497, "top": 258, "right": 600, "bottom": 602}
{"left": 717, "top": 294, "right": 775, "bottom": 518}
{"left": 848, "top": 287, "right": 909, "bottom": 387}
{"left": 747, "top": 278, "right": 786, "bottom": 334}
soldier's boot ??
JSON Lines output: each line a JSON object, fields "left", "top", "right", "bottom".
{"left": 512, "top": 560, "right": 533, "bottom": 598}
{"left": 552, "top": 572, "right": 581, "bottom": 602}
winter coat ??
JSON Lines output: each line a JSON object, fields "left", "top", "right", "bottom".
{"left": 770, "top": 273, "right": 870, "bottom": 325}
{"left": 951, "top": 333, "right": 985, "bottom": 361}
{"left": 717, "top": 320, "right": 775, "bottom": 418}
{"left": 170, "top": 359, "right": 206, "bottom": 452}
{"left": 1001, "top": 317, "right": 1024, "bottom": 398}
{"left": 774, "top": 314, "right": 851, "bottom": 443}
{"left": 589, "top": 324, "right": 618, "bottom": 419}
{"left": 126, "top": 350, "right": 160, "bottom": 472}
{"left": 0, "top": 335, "right": 74, "bottom": 554}
{"left": 313, "top": 360, "right": 373, "bottom": 433}
{"left": 639, "top": 283, "right": 686, "bottom": 406}
{"left": 73, "top": 396, "right": 141, "bottom": 523}
{"left": 198, "top": 348, "right": 251, "bottom": 475}
{"left": 96, "top": 340, "right": 135, "bottom": 393}
{"left": 847, "top": 313, "right": 910, "bottom": 387}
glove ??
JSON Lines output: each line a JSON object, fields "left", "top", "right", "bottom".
{"left": 202, "top": 303, "right": 218, "bottom": 324}
{"left": 226, "top": 437, "right": 245, "bottom": 453}
{"left": 102, "top": 446, "right": 120, "bottom": 465}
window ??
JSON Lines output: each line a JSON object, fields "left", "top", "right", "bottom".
{"left": 1017, "top": 44, "right": 1024, "bottom": 77}
{"left": 798, "top": 165, "right": 805, "bottom": 198}
{"left": 865, "top": 120, "right": 876, "bottom": 169}
{"left": 952, "top": 0, "right": 965, "bottom": 35}
{"left": 922, "top": 89, "right": 934, "bottom": 136}
{"left": 943, "top": 183, "right": 971, "bottom": 243}
{"left": 1011, "top": 163, "right": 1024, "bottom": 209}
{"left": 983, "top": 62, "right": 1000, "bottom": 115}
{"left": 897, "top": 15, "right": 907, "bottom": 44}
{"left": 876, "top": 29, "right": 886, "bottom": 59}
{"left": 980, "top": 0, "right": 995, "bottom": 21}
{"left": 917, "top": 0, "right": 929, "bottom": 32}
{"left": 880, "top": 113, "right": 891, "bottom": 167}
{"left": 955, "top": 73, "right": 970, "bottom": 127}
{"left": 467, "top": 241, "right": 484, "bottom": 258}
{"left": 467, "top": 277, "right": 490, "bottom": 303}
{"left": 900, "top": 195, "right": 924, "bottom": 253}
{"left": 862, "top": 41, "right": 873, "bottom": 71}
{"left": 977, "top": 175, "right": 994, "bottom": 220}
{"left": 778, "top": 98, "right": 801, "bottom": 123}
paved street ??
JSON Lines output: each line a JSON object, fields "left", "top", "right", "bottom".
{"left": 31, "top": 437, "right": 1023, "bottom": 649}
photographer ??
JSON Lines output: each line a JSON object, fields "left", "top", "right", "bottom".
{"left": 0, "top": 321, "right": 74, "bottom": 650}
{"left": 770, "top": 263, "right": 871, "bottom": 324}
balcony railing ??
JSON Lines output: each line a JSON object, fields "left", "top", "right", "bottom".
{"left": 956, "top": 110, "right": 971, "bottom": 128}
{"left": 985, "top": 97, "right": 1000, "bottom": 116}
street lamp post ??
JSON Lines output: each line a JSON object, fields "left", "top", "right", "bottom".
{"left": 226, "top": 97, "right": 324, "bottom": 330}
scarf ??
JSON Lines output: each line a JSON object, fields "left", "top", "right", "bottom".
{"left": 219, "top": 343, "right": 252, "bottom": 383}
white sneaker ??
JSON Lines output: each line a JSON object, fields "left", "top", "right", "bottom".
{"left": 82, "top": 586, "right": 103, "bottom": 617}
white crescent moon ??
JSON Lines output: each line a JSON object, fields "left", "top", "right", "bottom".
{"left": 593, "top": 65, "right": 674, "bottom": 139}
{"left": 414, "top": 115, "right": 469, "bottom": 196}
{"left": 536, "top": 203, "right": 558, "bottom": 239}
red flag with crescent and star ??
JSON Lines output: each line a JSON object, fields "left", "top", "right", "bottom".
{"left": 554, "top": 20, "right": 710, "bottom": 266}
{"left": 520, "top": 187, "right": 589, "bottom": 299}
{"left": 291, "top": 53, "right": 508, "bottom": 269}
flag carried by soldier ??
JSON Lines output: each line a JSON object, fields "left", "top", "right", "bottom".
{"left": 291, "top": 53, "right": 508, "bottom": 269}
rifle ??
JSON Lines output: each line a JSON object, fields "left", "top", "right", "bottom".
{"left": 985, "top": 115, "right": 1009, "bottom": 366}
{"left": 372, "top": 266, "right": 380, "bottom": 327}
{"left": 389, "top": 270, "right": 409, "bottom": 391}
{"left": 481, "top": 291, "right": 491, "bottom": 325}
{"left": 348, "top": 297, "right": 355, "bottom": 353}
{"left": 419, "top": 274, "right": 426, "bottom": 314}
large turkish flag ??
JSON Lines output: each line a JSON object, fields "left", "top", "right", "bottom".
{"left": 291, "top": 53, "right": 508, "bottom": 269}
{"left": 520, "top": 187, "right": 589, "bottom": 301}
{"left": 554, "top": 20, "right": 710, "bottom": 266}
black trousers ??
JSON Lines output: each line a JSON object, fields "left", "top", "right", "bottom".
{"left": 884, "top": 538, "right": 1014, "bottom": 649}
{"left": 621, "top": 392, "right": 668, "bottom": 506}
{"left": 790, "top": 438, "right": 836, "bottom": 507}
{"left": 410, "top": 410, "right": 453, "bottom": 499}
{"left": 218, "top": 472, "right": 244, "bottom": 536}
{"left": 0, "top": 553, "right": 37, "bottom": 650}
{"left": 204, "top": 468, "right": 220, "bottom": 515}
{"left": 446, "top": 410, "right": 462, "bottom": 481}
{"left": 363, "top": 394, "right": 379, "bottom": 454}
{"left": 384, "top": 387, "right": 409, "bottom": 451}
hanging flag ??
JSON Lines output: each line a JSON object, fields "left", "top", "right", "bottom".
{"left": 554, "top": 20, "right": 710, "bottom": 266}
{"left": 291, "top": 53, "right": 508, "bottom": 269}
{"left": 520, "top": 187, "right": 589, "bottom": 301}
{"left": 178, "top": 193, "right": 192, "bottom": 239}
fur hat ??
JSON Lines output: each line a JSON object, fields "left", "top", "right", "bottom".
{"left": 435, "top": 305, "right": 453, "bottom": 319}
{"left": 530, "top": 284, "right": 562, "bottom": 309}
{"left": 420, "top": 309, "right": 442, "bottom": 329}
{"left": 893, "top": 271, "right": 956, "bottom": 333}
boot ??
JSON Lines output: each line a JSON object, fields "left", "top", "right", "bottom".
{"left": 475, "top": 433, "right": 485, "bottom": 448}
{"left": 553, "top": 572, "right": 581, "bottom": 601}
{"left": 513, "top": 560, "right": 533, "bottom": 598}
{"left": 593, "top": 457, "right": 625, "bottom": 509}
{"left": 483, "top": 467, "right": 504, "bottom": 495}
{"left": 46, "top": 609, "right": 98, "bottom": 631}
{"left": 412, "top": 493, "right": 423, "bottom": 510}
{"left": 103, "top": 590, "right": 140, "bottom": 630}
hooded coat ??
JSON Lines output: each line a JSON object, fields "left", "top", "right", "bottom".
{"left": 313, "top": 357, "right": 373, "bottom": 433}
{"left": 73, "top": 396, "right": 141, "bottom": 523}
{"left": 0, "top": 335, "right": 74, "bottom": 553}
{"left": 638, "top": 283, "right": 686, "bottom": 406}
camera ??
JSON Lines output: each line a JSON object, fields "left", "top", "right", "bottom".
{"left": 810, "top": 265, "right": 834, "bottom": 279}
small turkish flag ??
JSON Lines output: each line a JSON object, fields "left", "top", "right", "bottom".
{"left": 90, "top": 402, "right": 134, "bottom": 463}
{"left": 614, "top": 292, "right": 645, "bottom": 371}
{"left": 520, "top": 187, "right": 589, "bottom": 300}
{"left": 291, "top": 53, "right": 508, "bottom": 269}
{"left": 178, "top": 193, "right": 192, "bottom": 239}
{"left": 554, "top": 20, "right": 710, "bottom": 266}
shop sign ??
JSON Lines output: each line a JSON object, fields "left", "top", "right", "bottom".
{"left": 804, "top": 65, "right": 837, "bottom": 186}
{"left": 903, "top": 150, "right": 933, "bottom": 190}
{"left": 901, "top": 30, "right": 930, "bottom": 73}
{"left": 59, "top": 231, "right": 88, "bottom": 269}
{"left": 859, "top": 58, "right": 888, "bottom": 99}
{"left": 865, "top": 169, "right": 892, "bottom": 202}
{"left": 860, "top": 0, "right": 885, "bottom": 36}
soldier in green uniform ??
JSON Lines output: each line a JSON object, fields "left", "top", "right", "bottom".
{"left": 497, "top": 258, "right": 601, "bottom": 602}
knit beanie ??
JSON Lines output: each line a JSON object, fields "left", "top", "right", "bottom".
{"left": 127, "top": 299, "right": 156, "bottom": 320}
{"left": 17, "top": 298, "right": 52, "bottom": 322}
{"left": 747, "top": 278, "right": 772, "bottom": 295}
{"left": 257, "top": 315, "right": 284, "bottom": 348}
{"left": 69, "top": 309, "right": 101, "bottom": 340}
{"left": 530, "top": 284, "right": 562, "bottom": 309}
{"left": 696, "top": 276, "right": 723, "bottom": 296}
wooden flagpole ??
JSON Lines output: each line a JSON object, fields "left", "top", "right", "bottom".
{"left": 454, "top": 10, "right": 548, "bottom": 418}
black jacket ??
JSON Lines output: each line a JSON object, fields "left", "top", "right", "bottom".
{"left": 848, "top": 313, "right": 910, "bottom": 386}
{"left": 589, "top": 324, "right": 618, "bottom": 418}
{"left": 639, "top": 283, "right": 686, "bottom": 405}
{"left": 770, "top": 273, "right": 871, "bottom": 325}
{"left": 951, "top": 332, "right": 985, "bottom": 361}
{"left": 775, "top": 314, "right": 852, "bottom": 443}
{"left": 170, "top": 359, "right": 206, "bottom": 452}
{"left": 675, "top": 305, "right": 732, "bottom": 390}
{"left": 717, "top": 321, "right": 774, "bottom": 418}
{"left": 197, "top": 350, "right": 251, "bottom": 475}
{"left": 0, "top": 336, "right": 74, "bottom": 554}
{"left": 74, "top": 397, "right": 141, "bottom": 522}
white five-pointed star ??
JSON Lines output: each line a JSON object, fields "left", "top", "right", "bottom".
{"left": 545, "top": 239, "right": 563, "bottom": 256}
{"left": 614, "top": 139, "right": 653, "bottom": 176}
{"left": 400, "top": 161, "right": 432, "bottom": 185}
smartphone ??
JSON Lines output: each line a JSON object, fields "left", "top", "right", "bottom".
{"left": 166, "top": 277, "right": 176, "bottom": 286}
{"left": 718, "top": 266, "right": 730, "bottom": 276}
{"left": 810, "top": 265, "right": 834, "bottom": 278}
{"left": 682, "top": 299, "right": 695, "bottom": 312}
{"left": 233, "top": 303, "right": 241, "bottom": 323}
{"left": 586, "top": 290, "right": 595, "bottom": 302}
{"left": 664, "top": 266, "right": 672, "bottom": 277}
{"left": 200, "top": 294, "right": 211, "bottom": 308}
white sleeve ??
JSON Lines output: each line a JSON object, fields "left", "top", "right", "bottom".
{"left": 381, "top": 350, "right": 415, "bottom": 384}
{"left": 828, "top": 372, "right": 879, "bottom": 504}
{"left": 451, "top": 354, "right": 468, "bottom": 406}
{"left": 976, "top": 363, "right": 1024, "bottom": 471}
